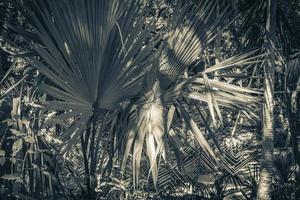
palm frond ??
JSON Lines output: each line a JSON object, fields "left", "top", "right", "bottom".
{"left": 17, "top": 0, "right": 157, "bottom": 152}
{"left": 163, "top": 73, "right": 261, "bottom": 125}
{"left": 158, "top": 0, "right": 228, "bottom": 87}
{"left": 121, "top": 73, "right": 165, "bottom": 189}
{"left": 177, "top": 103, "right": 218, "bottom": 162}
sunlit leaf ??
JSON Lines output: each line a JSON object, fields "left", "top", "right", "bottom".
{"left": 1, "top": 174, "right": 22, "bottom": 181}
{"left": 12, "top": 138, "right": 23, "bottom": 157}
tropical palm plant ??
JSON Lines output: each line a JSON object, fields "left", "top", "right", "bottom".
{"left": 11, "top": 0, "right": 263, "bottom": 198}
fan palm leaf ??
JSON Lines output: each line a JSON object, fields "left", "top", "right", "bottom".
{"left": 158, "top": 0, "right": 229, "bottom": 88}
{"left": 17, "top": 0, "right": 158, "bottom": 152}
{"left": 120, "top": 72, "right": 165, "bottom": 189}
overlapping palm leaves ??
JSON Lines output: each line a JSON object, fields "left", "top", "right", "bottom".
{"left": 17, "top": 0, "right": 159, "bottom": 153}
{"left": 120, "top": 0, "right": 262, "bottom": 188}
{"left": 16, "top": 0, "right": 263, "bottom": 189}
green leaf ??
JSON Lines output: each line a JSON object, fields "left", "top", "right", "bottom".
{"left": 10, "top": 129, "right": 26, "bottom": 137}
{"left": 23, "top": 136, "right": 35, "bottom": 143}
{"left": 12, "top": 139, "right": 23, "bottom": 157}
{"left": 0, "top": 150, "right": 5, "bottom": 157}
{"left": 203, "top": 49, "right": 263, "bottom": 73}
{"left": 0, "top": 74, "right": 28, "bottom": 100}
{"left": 1, "top": 174, "right": 22, "bottom": 181}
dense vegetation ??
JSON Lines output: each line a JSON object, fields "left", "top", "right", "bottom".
{"left": 0, "top": 0, "right": 300, "bottom": 199}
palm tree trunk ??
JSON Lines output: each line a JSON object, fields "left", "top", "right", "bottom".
{"left": 80, "top": 124, "right": 92, "bottom": 199}
{"left": 215, "top": 28, "right": 222, "bottom": 65}
{"left": 214, "top": 3, "right": 222, "bottom": 78}
{"left": 287, "top": 76, "right": 300, "bottom": 168}
{"left": 214, "top": 27, "right": 222, "bottom": 79}
{"left": 257, "top": 0, "right": 277, "bottom": 199}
